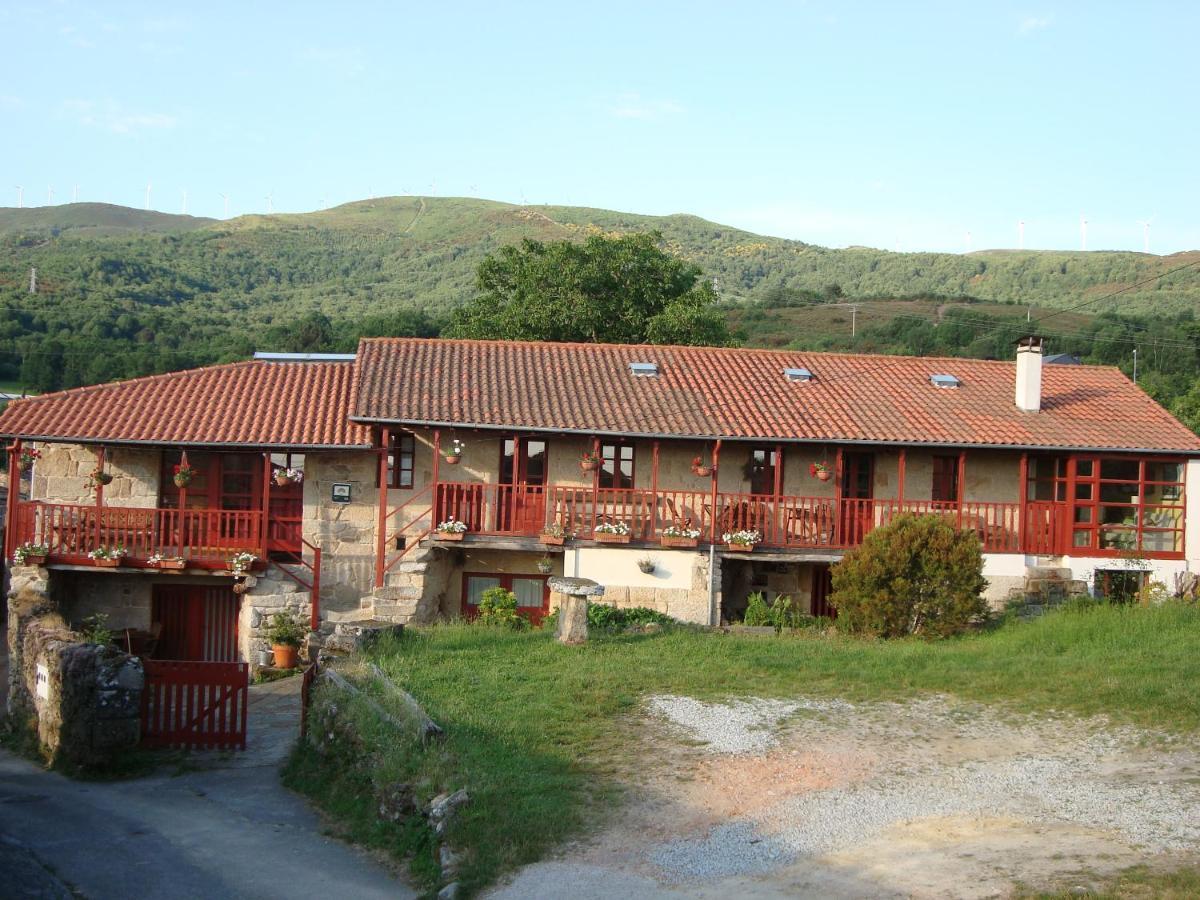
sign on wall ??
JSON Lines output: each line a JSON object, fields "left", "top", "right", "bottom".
{"left": 331, "top": 482, "right": 352, "bottom": 503}
{"left": 35, "top": 663, "right": 49, "bottom": 700}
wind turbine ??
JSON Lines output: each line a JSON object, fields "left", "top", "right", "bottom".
{"left": 145, "top": 181, "right": 153, "bottom": 211}
{"left": 1140, "top": 220, "right": 1151, "bottom": 254}
{"left": 1018, "top": 220, "right": 1025, "bottom": 250}
{"left": 14, "top": 185, "right": 22, "bottom": 208}
{"left": 219, "top": 192, "right": 229, "bottom": 218}
{"left": 264, "top": 192, "right": 273, "bottom": 214}
{"left": 1080, "top": 214, "right": 1087, "bottom": 251}
{"left": 72, "top": 184, "right": 79, "bottom": 203}
{"left": 47, "top": 185, "right": 54, "bottom": 205}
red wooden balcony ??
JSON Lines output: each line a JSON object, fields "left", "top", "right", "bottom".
{"left": 10, "top": 501, "right": 264, "bottom": 569}
{"left": 432, "top": 483, "right": 1025, "bottom": 553}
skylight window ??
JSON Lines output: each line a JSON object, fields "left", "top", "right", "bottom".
{"left": 783, "top": 367, "right": 814, "bottom": 382}
{"left": 628, "top": 362, "right": 659, "bottom": 377}
{"left": 929, "top": 374, "right": 961, "bottom": 389}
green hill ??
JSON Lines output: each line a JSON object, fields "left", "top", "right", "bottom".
{"left": 0, "top": 196, "right": 1198, "bottom": 408}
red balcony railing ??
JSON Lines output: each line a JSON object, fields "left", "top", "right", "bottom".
{"left": 431, "top": 483, "right": 1024, "bottom": 553}
{"left": 10, "top": 501, "right": 263, "bottom": 567}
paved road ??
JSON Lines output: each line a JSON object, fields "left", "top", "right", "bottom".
{"left": 0, "top": 678, "right": 414, "bottom": 899}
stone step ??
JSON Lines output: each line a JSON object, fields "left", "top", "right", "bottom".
{"left": 325, "top": 608, "right": 381, "bottom": 624}
{"left": 370, "top": 599, "right": 420, "bottom": 620}
{"left": 371, "top": 584, "right": 422, "bottom": 603}
{"left": 394, "top": 560, "right": 429, "bottom": 575}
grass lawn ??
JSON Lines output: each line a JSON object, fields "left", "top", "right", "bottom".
{"left": 285, "top": 603, "right": 1200, "bottom": 896}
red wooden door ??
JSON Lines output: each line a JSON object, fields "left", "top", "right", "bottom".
{"left": 463, "top": 573, "right": 551, "bottom": 624}
{"left": 840, "top": 453, "right": 874, "bottom": 544}
{"left": 497, "top": 439, "right": 547, "bottom": 534}
{"left": 267, "top": 453, "right": 304, "bottom": 557}
{"left": 152, "top": 585, "right": 240, "bottom": 662}
{"left": 810, "top": 565, "right": 837, "bottom": 619}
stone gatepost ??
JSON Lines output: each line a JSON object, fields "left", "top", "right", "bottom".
{"left": 548, "top": 576, "right": 604, "bottom": 645}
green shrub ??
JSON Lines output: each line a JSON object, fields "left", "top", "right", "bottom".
{"left": 79, "top": 613, "right": 113, "bottom": 646}
{"left": 267, "top": 612, "right": 306, "bottom": 647}
{"left": 742, "top": 592, "right": 771, "bottom": 626}
{"left": 1060, "top": 593, "right": 1101, "bottom": 613}
{"left": 831, "top": 513, "right": 988, "bottom": 638}
{"left": 541, "top": 604, "right": 674, "bottom": 631}
{"left": 476, "top": 587, "right": 527, "bottom": 629}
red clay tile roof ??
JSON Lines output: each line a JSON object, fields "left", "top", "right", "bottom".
{"left": 353, "top": 338, "right": 1200, "bottom": 454}
{"left": 0, "top": 361, "right": 372, "bottom": 448}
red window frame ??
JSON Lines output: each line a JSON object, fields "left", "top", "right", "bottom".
{"left": 931, "top": 455, "right": 959, "bottom": 507}
{"left": 1068, "top": 456, "right": 1185, "bottom": 557}
{"left": 599, "top": 442, "right": 635, "bottom": 490}
{"left": 461, "top": 572, "right": 551, "bottom": 624}
{"left": 379, "top": 431, "right": 415, "bottom": 490}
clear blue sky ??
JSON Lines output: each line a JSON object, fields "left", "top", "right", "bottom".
{"left": 2, "top": 1, "right": 1197, "bottom": 253}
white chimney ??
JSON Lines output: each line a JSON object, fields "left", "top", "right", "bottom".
{"left": 1015, "top": 336, "right": 1044, "bottom": 412}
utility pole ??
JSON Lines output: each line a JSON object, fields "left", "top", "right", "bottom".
{"left": 1132, "top": 348, "right": 1138, "bottom": 384}
{"left": 29, "top": 267, "right": 37, "bottom": 294}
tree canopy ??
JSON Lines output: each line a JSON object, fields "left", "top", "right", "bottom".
{"left": 444, "top": 232, "right": 733, "bottom": 346}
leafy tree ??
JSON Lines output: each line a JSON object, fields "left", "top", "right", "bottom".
{"left": 445, "top": 232, "right": 733, "bottom": 346}
{"left": 831, "top": 514, "right": 988, "bottom": 638}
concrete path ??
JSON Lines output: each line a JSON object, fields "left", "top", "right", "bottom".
{"left": 0, "top": 676, "right": 415, "bottom": 899}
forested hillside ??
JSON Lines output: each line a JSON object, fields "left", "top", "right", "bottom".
{"left": 1, "top": 196, "right": 1198, "bottom": 428}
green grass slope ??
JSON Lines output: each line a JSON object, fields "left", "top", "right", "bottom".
{"left": 0, "top": 202, "right": 215, "bottom": 236}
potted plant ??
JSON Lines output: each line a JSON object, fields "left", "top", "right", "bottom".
{"left": 580, "top": 450, "right": 602, "bottom": 473}
{"left": 691, "top": 456, "right": 713, "bottom": 477}
{"left": 266, "top": 612, "right": 305, "bottom": 669}
{"left": 435, "top": 517, "right": 468, "bottom": 541}
{"left": 809, "top": 461, "right": 832, "bottom": 482}
{"left": 594, "top": 521, "right": 632, "bottom": 544}
{"left": 148, "top": 552, "right": 186, "bottom": 571}
{"left": 661, "top": 524, "right": 702, "bottom": 548}
{"left": 444, "top": 438, "right": 465, "bottom": 465}
{"left": 17, "top": 448, "right": 41, "bottom": 472}
{"left": 173, "top": 461, "right": 197, "bottom": 488}
{"left": 722, "top": 529, "right": 761, "bottom": 552}
{"left": 12, "top": 542, "right": 49, "bottom": 566}
{"left": 536, "top": 556, "right": 553, "bottom": 574}
{"left": 274, "top": 466, "right": 303, "bottom": 487}
{"left": 85, "top": 466, "right": 113, "bottom": 491}
{"left": 229, "top": 551, "right": 257, "bottom": 576}
{"left": 88, "top": 545, "right": 127, "bottom": 567}
{"left": 637, "top": 555, "right": 657, "bottom": 574}
{"left": 540, "top": 521, "right": 569, "bottom": 545}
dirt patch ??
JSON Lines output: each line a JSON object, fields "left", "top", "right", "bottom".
{"left": 487, "top": 695, "right": 1200, "bottom": 899}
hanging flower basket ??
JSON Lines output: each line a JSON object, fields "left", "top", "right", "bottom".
{"left": 232, "top": 581, "right": 249, "bottom": 595}
{"left": 580, "top": 450, "right": 602, "bottom": 473}
{"left": 444, "top": 454, "right": 461, "bottom": 465}
{"left": 536, "top": 557, "right": 553, "bottom": 574}
{"left": 691, "top": 456, "right": 713, "bottom": 477}
{"left": 274, "top": 468, "right": 303, "bottom": 487}
{"left": 810, "top": 462, "right": 832, "bottom": 482}
{"left": 274, "top": 472, "right": 291, "bottom": 486}
{"left": 18, "top": 448, "right": 41, "bottom": 472}
{"left": 173, "top": 462, "right": 197, "bottom": 488}
{"left": 444, "top": 439, "right": 465, "bottom": 465}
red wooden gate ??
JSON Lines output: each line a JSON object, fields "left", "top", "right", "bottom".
{"left": 141, "top": 659, "right": 249, "bottom": 750}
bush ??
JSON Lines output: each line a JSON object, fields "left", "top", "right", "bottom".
{"left": 541, "top": 604, "right": 675, "bottom": 631}
{"left": 831, "top": 513, "right": 987, "bottom": 638}
{"left": 742, "top": 592, "right": 771, "bottom": 626}
{"left": 476, "top": 587, "right": 528, "bottom": 629}
{"left": 267, "top": 612, "right": 307, "bottom": 647}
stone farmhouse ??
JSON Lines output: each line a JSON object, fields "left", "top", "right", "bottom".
{"left": 3, "top": 336, "right": 1199, "bottom": 671}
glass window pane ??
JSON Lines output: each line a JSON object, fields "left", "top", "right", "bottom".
{"left": 1099, "top": 482, "right": 1139, "bottom": 503}
{"left": 1074, "top": 506, "right": 1093, "bottom": 523}
{"left": 512, "top": 578, "right": 544, "bottom": 608}
{"left": 467, "top": 577, "right": 502, "bottom": 606}
{"left": 1099, "top": 505, "right": 1136, "bottom": 525}
{"left": 1099, "top": 527, "right": 1137, "bottom": 550}
{"left": 1141, "top": 530, "right": 1183, "bottom": 553}
{"left": 1146, "top": 461, "right": 1182, "bottom": 483}
{"left": 1142, "top": 507, "right": 1182, "bottom": 529}
{"left": 1073, "top": 530, "right": 1091, "bottom": 548}
{"left": 1100, "top": 459, "right": 1139, "bottom": 481}
{"left": 1074, "top": 483, "right": 1092, "bottom": 500}
{"left": 1076, "top": 459, "right": 1094, "bottom": 477}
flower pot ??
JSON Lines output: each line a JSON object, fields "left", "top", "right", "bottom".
{"left": 815, "top": 470, "right": 831, "bottom": 482}
{"left": 436, "top": 531, "right": 465, "bottom": 541}
{"left": 444, "top": 454, "right": 461, "bottom": 465}
{"left": 536, "top": 562, "right": 553, "bottom": 575}
{"left": 173, "top": 474, "right": 192, "bottom": 488}
{"left": 692, "top": 466, "right": 712, "bottom": 478}
{"left": 18, "top": 554, "right": 47, "bottom": 566}
{"left": 272, "top": 644, "right": 299, "bottom": 669}
{"left": 232, "top": 581, "right": 249, "bottom": 594}
{"left": 660, "top": 536, "right": 699, "bottom": 549}
{"left": 594, "top": 532, "right": 631, "bottom": 544}
{"left": 580, "top": 459, "right": 599, "bottom": 473}
{"left": 638, "top": 562, "right": 655, "bottom": 574}
{"left": 274, "top": 472, "right": 292, "bottom": 487}
{"left": 93, "top": 557, "right": 121, "bottom": 567}
{"left": 725, "top": 543, "right": 755, "bottom": 553}
{"left": 155, "top": 558, "right": 186, "bottom": 570}
{"left": 539, "top": 534, "right": 565, "bottom": 546}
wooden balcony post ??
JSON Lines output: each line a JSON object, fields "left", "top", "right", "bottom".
{"left": 5, "top": 440, "right": 20, "bottom": 560}
{"left": 957, "top": 449, "right": 967, "bottom": 527}
{"left": 1018, "top": 452, "right": 1028, "bottom": 553}
{"left": 431, "top": 429, "right": 441, "bottom": 522}
{"left": 590, "top": 436, "right": 600, "bottom": 536}
{"left": 93, "top": 446, "right": 106, "bottom": 551}
{"left": 709, "top": 439, "right": 722, "bottom": 543}
{"left": 375, "top": 427, "right": 390, "bottom": 589}
{"left": 833, "top": 447, "right": 844, "bottom": 545}
{"left": 650, "top": 440, "right": 660, "bottom": 539}
{"left": 260, "top": 452, "right": 272, "bottom": 558}
{"left": 897, "top": 448, "right": 906, "bottom": 506}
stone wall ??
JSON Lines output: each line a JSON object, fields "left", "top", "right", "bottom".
{"left": 302, "top": 450, "right": 379, "bottom": 615}
{"left": 238, "top": 568, "right": 313, "bottom": 667}
{"left": 53, "top": 573, "right": 153, "bottom": 633}
{"left": 29, "top": 442, "right": 160, "bottom": 507}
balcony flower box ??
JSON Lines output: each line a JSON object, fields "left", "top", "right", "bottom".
{"left": 93, "top": 557, "right": 121, "bottom": 568}
{"left": 661, "top": 535, "right": 699, "bottom": 549}
{"left": 150, "top": 555, "right": 187, "bottom": 570}
{"left": 88, "top": 546, "right": 127, "bottom": 568}
{"left": 594, "top": 532, "right": 631, "bottom": 544}
{"left": 12, "top": 543, "right": 49, "bottom": 566}
{"left": 20, "top": 554, "right": 47, "bottom": 566}
{"left": 723, "top": 530, "right": 761, "bottom": 553}
{"left": 435, "top": 517, "right": 468, "bottom": 541}
{"left": 539, "top": 533, "right": 565, "bottom": 546}
{"left": 437, "top": 531, "right": 465, "bottom": 542}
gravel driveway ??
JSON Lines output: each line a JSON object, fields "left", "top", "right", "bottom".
{"left": 489, "top": 694, "right": 1200, "bottom": 899}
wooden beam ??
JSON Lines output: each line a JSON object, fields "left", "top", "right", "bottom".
{"left": 650, "top": 440, "right": 660, "bottom": 538}
{"left": 709, "top": 439, "right": 722, "bottom": 542}
{"left": 591, "top": 435, "right": 600, "bottom": 536}
{"left": 1018, "top": 451, "right": 1028, "bottom": 554}
{"left": 833, "top": 447, "right": 844, "bottom": 545}
{"left": 773, "top": 444, "right": 783, "bottom": 498}
{"left": 897, "top": 447, "right": 907, "bottom": 506}
{"left": 375, "top": 427, "right": 390, "bottom": 589}
{"left": 957, "top": 449, "right": 967, "bottom": 527}
{"left": 5, "top": 440, "right": 21, "bottom": 560}
{"left": 260, "top": 451, "right": 272, "bottom": 557}
{"left": 93, "top": 446, "right": 106, "bottom": 550}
